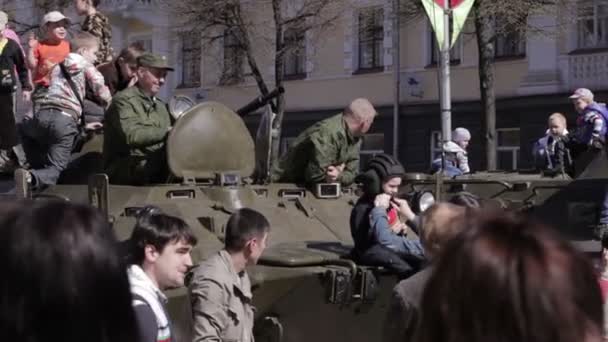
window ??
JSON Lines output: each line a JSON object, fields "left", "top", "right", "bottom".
{"left": 577, "top": 0, "right": 608, "bottom": 49}
{"left": 494, "top": 18, "right": 526, "bottom": 58}
{"left": 180, "top": 33, "right": 201, "bottom": 88}
{"left": 283, "top": 28, "right": 307, "bottom": 79}
{"left": 221, "top": 28, "right": 244, "bottom": 85}
{"left": 430, "top": 130, "right": 442, "bottom": 165}
{"left": 430, "top": 19, "right": 462, "bottom": 65}
{"left": 358, "top": 7, "right": 384, "bottom": 70}
{"left": 360, "top": 133, "right": 385, "bottom": 171}
{"left": 497, "top": 128, "right": 520, "bottom": 171}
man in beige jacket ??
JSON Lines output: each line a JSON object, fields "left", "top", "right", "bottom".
{"left": 189, "top": 208, "right": 270, "bottom": 342}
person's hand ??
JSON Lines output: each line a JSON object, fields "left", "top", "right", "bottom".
{"left": 336, "top": 163, "right": 345, "bottom": 172}
{"left": 127, "top": 75, "right": 138, "bottom": 88}
{"left": 391, "top": 197, "right": 416, "bottom": 221}
{"left": 390, "top": 221, "right": 408, "bottom": 235}
{"left": 325, "top": 165, "right": 341, "bottom": 183}
{"left": 28, "top": 33, "right": 38, "bottom": 50}
{"left": 374, "top": 193, "right": 391, "bottom": 209}
{"left": 590, "top": 136, "right": 604, "bottom": 150}
{"left": 22, "top": 90, "right": 31, "bottom": 102}
{"left": 84, "top": 122, "right": 103, "bottom": 131}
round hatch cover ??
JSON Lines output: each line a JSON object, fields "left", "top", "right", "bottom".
{"left": 167, "top": 101, "right": 255, "bottom": 180}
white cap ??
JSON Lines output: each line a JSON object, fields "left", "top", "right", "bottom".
{"left": 569, "top": 88, "right": 594, "bottom": 101}
{"left": 42, "top": 11, "right": 71, "bottom": 26}
{"left": 0, "top": 11, "right": 8, "bottom": 29}
{"left": 452, "top": 127, "right": 471, "bottom": 143}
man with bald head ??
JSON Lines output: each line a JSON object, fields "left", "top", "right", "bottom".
{"left": 271, "top": 98, "right": 377, "bottom": 186}
{"left": 383, "top": 203, "right": 470, "bottom": 342}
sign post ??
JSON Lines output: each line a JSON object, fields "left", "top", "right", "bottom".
{"left": 421, "top": 0, "right": 475, "bottom": 166}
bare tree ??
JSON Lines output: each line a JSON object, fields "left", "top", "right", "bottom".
{"left": 167, "top": 0, "right": 345, "bottom": 170}
{"left": 401, "top": 0, "right": 572, "bottom": 170}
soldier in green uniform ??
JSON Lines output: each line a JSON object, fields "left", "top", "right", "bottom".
{"left": 103, "top": 53, "right": 173, "bottom": 185}
{"left": 271, "top": 98, "right": 377, "bottom": 186}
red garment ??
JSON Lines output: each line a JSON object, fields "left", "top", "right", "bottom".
{"left": 387, "top": 207, "right": 398, "bottom": 227}
{"left": 32, "top": 39, "right": 70, "bottom": 86}
{"left": 599, "top": 278, "right": 608, "bottom": 302}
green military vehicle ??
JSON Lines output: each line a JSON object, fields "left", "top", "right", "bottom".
{"left": 16, "top": 90, "right": 606, "bottom": 342}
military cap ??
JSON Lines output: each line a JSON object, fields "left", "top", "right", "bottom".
{"left": 137, "top": 53, "right": 174, "bottom": 71}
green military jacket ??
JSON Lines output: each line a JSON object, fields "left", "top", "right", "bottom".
{"left": 271, "top": 113, "right": 361, "bottom": 186}
{"left": 103, "top": 86, "right": 171, "bottom": 184}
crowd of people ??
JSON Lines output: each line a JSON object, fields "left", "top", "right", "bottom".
{"left": 2, "top": 186, "right": 607, "bottom": 342}
{"left": 1, "top": 3, "right": 608, "bottom": 342}
{"left": 0, "top": 4, "right": 170, "bottom": 191}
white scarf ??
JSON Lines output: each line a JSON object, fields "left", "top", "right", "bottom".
{"left": 127, "top": 265, "right": 171, "bottom": 341}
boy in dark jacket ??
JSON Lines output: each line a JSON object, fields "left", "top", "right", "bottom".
{"left": 0, "top": 11, "right": 32, "bottom": 172}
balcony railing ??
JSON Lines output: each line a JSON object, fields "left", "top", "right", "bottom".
{"left": 100, "top": 0, "right": 156, "bottom": 12}
{"left": 560, "top": 50, "right": 608, "bottom": 91}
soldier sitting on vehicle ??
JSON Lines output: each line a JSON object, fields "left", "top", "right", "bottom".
{"left": 103, "top": 53, "right": 173, "bottom": 185}
{"left": 271, "top": 98, "right": 377, "bottom": 187}
{"left": 532, "top": 112, "right": 572, "bottom": 176}
{"left": 350, "top": 154, "right": 425, "bottom": 279}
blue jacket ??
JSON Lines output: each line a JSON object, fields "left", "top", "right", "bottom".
{"left": 577, "top": 103, "right": 608, "bottom": 143}
{"left": 369, "top": 207, "right": 425, "bottom": 257}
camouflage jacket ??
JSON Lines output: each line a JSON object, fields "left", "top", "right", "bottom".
{"left": 103, "top": 86, "right": 171, "bottom": 184}
{"left": 82, "top": 12, "right": 113, "bottom": 65}
{"left": 271, "top": 113, "right": 361, "bottom": 185}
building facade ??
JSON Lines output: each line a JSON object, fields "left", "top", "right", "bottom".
{"left": 5, "top": 0, "right": 608, "bottom": 172}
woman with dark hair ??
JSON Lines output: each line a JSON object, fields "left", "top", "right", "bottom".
{"left": 350, "top": 154, "right": 425, "bottom": 278}
{"left": 0, "top": 200, "right": 138, "bottom": 342}
{"left": 418, "top": 211, "right": 603, "bottom": 342}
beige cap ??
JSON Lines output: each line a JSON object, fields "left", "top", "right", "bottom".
{"left": 42, "top": 11, "right": 71, "bottom": 26}
{"left": 569, "top": 88, "right": 594, "bottom": 101}
{"left": 0, "top": 11, "right": 8, "bottom": 29}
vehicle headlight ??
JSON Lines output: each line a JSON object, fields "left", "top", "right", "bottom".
{"left": 416, "top": 191, "right": 435, "bottom": 213}
{"left": 169, "top": 95, "right": 196, "bottom": 120}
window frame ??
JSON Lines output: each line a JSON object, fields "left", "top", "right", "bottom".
{"left": 429, "top": 19, "right": 463, "bottom": 66}
{"left": 493, "top": 18, "right": 526, "bottom": 59}
{"left": 356, "top": 6, "right": 385, "bottom": 72}
{"left": 496, "top": 128, "right": 521, "bottom": 171}
{"left": 576, "top": 0, "right": 608, "bottom": 50}
{"left": 429, "top": 130, "right": 443, "bottom": 166}
{"left": 179, "top": 33, "right": 202, "bottom": 88}
{"left": 221, "top": 28, "right": 245, "bottom": 85}
{"left": 360, "top": 133, "right": 385, "bottom": 171}
{"left": 283, "top": 27, "right": 307, "bottom": 80}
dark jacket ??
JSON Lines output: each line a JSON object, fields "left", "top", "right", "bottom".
{"left": 97, "top": 60, "right": 130, "bottom": 95}
{"left": 0, "top": 38, "right": 32, "bottom": 94}
{"left": 383, "top": 267, "right": 433, "bottom": 342}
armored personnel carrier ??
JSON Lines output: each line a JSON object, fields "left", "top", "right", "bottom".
{"left": 17, "top": 88, "right": 607, "bottom": 341}
{"left": 17, "top": 91, "right": 437, "bottom": 342}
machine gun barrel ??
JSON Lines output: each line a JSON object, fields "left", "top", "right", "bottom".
{"left": 236, "top": 86, "right": 285, "bottom": 116}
